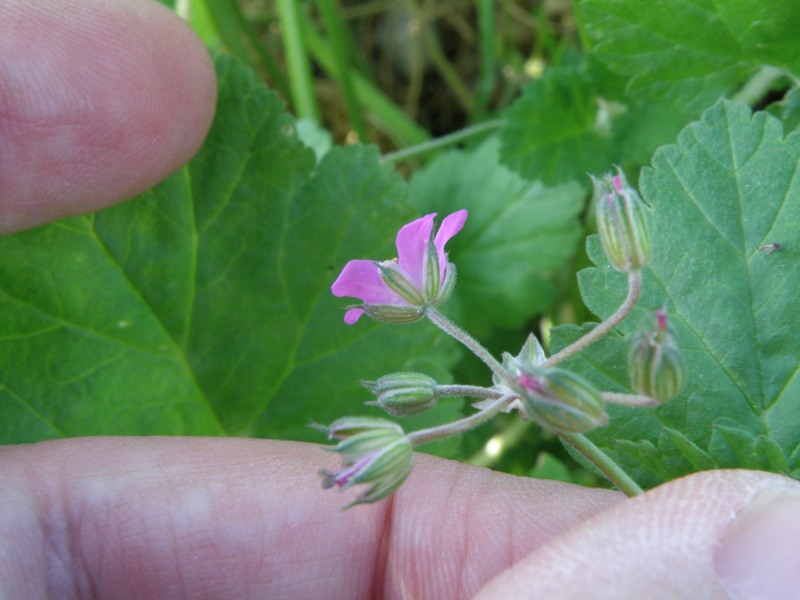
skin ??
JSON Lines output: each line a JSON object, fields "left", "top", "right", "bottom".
{"left": 2, "top": 1, "right": 799, "bottom": 598}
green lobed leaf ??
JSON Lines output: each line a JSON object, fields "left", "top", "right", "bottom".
{"left": 500, "top": 58, "right": 695, "bottom": 185}
{"left": 409, "top": 138, "right": 585, "bottom": 335}
{"left": 766, "top": 87, "right": 800, "bottom": 135}
{"left": 500, "top": 63, "right": 614, "bottom": 185}
{"left": 552, "top": 100, "right": 800, "bottom": 487}
{"left": 580, "top": 0, "right": 800, "bottom": 111}
{"left": 0, "top": 55, "right": 463, "bottom": 445}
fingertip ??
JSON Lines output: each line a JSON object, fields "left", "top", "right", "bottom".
{"left": 475, "top": 470, "right": 800, "bottom": 599}
{"left": 0, "top": 0, "right": 217, "bottom": 233}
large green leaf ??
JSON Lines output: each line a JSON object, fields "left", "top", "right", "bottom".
{"left": 580, "top": 0, "right": 800, "bottom": 111}
{"left": 0, "top": 56, "right": 462, "bottom": 444}
{"left": 552, "top": 101, "right": 800, "bottom": 487}
{"left": 409, "top": 138, "right": 585, "bottom": 335}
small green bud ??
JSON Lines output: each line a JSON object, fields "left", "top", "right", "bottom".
{"left": 593, "top": 168, "right": 652, "bottom": 272}
{"left": 628, "top": 309, "right": 685, "bottom": 403}
{"left": 516, "top": 367, "right": 608, "bottom": 433}
{"left": 363, "top": 372, "right": 439, "bottom": 416}
{"left": 318, "top": 417, "right": 413, "bottom": 507}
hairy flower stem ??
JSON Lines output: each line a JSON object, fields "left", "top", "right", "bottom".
{"left": 437, "top": 384, "right": 503, "bottom": 399}
{"left": 425, "top": 307, "right": 512, "bottom": 386}
{"left": 543, "top": 271, "right": 642, "bottom": 367}
{"left": 407, "top": 394, "right": 516, "bottom": 447}
{"left": 559, "top": 432, "right": 644, "bottom": 497}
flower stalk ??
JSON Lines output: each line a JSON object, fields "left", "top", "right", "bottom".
{"left": 425, "top": 306, "right": 511, "bottom": 386}
{"left": 559, "top": 432, "right": 644, "bottom": 497}
{"left": 407, "top": 394, "right": 516, "bottom": 447}
{"left": 543, "top": 270, "right": 642, "bottom": 367}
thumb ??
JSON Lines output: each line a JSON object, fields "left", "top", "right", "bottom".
{"left": 474, "top": 470, "right": 800, "bottom": 600}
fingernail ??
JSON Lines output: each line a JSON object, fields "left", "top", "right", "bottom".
{"left": 714, "top": 486, "right": 800, "bottom": 600}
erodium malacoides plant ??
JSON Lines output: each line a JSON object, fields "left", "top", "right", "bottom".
{"left": 319, "top": 169, "right": 684, "bottom": 508}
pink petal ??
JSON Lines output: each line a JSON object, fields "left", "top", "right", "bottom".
{"left": 332, "top": 260, "right": 405, "bottom": 304}
{"left": 433, "top": 209, "right": 468, "bottom": 279}
{"left": 344, "top": 308, "right": 365, "bottom": 325}
{"left": 395, "top": 213, "right": 436, "bottom": 290}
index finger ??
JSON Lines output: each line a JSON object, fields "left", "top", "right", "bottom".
{"left": 0, "top": 0, "right": 216, "bottom": 233}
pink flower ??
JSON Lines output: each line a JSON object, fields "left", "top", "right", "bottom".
{"left": 331, "top": 210, "right": 468, "bottom": 324}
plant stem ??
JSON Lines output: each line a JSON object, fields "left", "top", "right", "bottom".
{"left": 302, "top": 19, "right": 430, "bottom": 146}
{"left": 316, "top": 0, "right": 368, "bottom": 141}
{"left": 408, "top": 394, "right": 515, "bottom": 446}
{"left": 277, "top": 0, "right": 320, "bottom": 121}
{"left": 559, "top": 432, "right": 643, "bottom": 496}
{"left": 437, "top": 384, "right": 503, "bottom": 399}
{"left": 381, "top": 119, "right": 504, "bottom": 164}
{"left": 474, "top": 0, "right": 496, "bottom": 118}
{"left": 425, "top": 307, "right": 510, "bottom": 385}
{"left": 544, "top": 271, "right": 642, "bottom": 367}
{"left": 732, "top": 66, "right": 787, "bottom": 107}
{"left": 420, "top": 22, "right": 474, "bottom": 113}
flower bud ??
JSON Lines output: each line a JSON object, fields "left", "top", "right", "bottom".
{"left": 628, "top": 309, "right": 685, "bottom": 403}
{"left": 593, "top": 168, "right": 652, "bottom": 272}
{"left": 363, "top": 372, "right": 439, "bottom": 416}
{"left": 318, "top": 417, "right": 413, "bottom": 507}
{"left": 516, "top": 367, "right": 608, "bottom": 433}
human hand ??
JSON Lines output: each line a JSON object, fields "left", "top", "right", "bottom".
{"left": 2, "top": 437, "right": 799, "bottom": 599}
{"left": 2, "top": 2, "right": 799, "bottom": 599}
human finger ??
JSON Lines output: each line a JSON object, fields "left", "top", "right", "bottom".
{"left": 0, "top": 0, "right": 216, "bottom": 233}
{"left": 474, "top": 469, "right": 800, "bottom": 600}
{"left": 0, "top": 437, "right": 621, "bottom": 599}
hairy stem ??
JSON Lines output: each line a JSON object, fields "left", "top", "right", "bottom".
{"left": 407, "top": 394, "right": 515, "bottom": 446}
{"left": 425, "top": 307, "right": 510, "bottom": 385}
{"left": 544, "top": 271, "right": 642, "bottom": 367}
{"left": 437, "top": 384, "right": 503, "bottom": 399}
{"left": 559, "top": 432, "right": 644, "bottom": 496}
